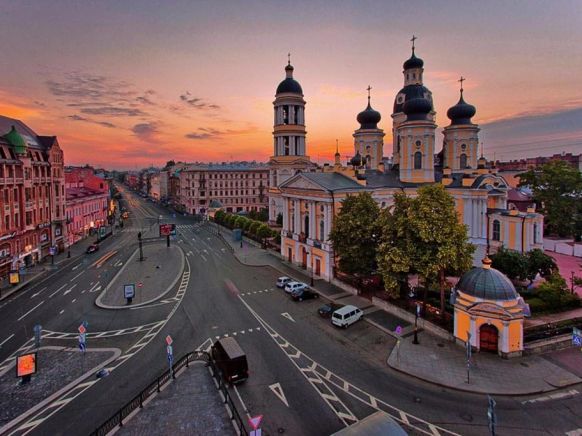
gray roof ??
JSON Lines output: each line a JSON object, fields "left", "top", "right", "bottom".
{"left": 457, "top": 266, "right": 518, "bottom": 301}
{"left": 300, "top": 172, "right": 364, "bottom": 191}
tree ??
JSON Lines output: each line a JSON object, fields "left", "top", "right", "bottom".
{"left": 163, "top": 160, "right": 176, "bottom": 169}
{"left": 525, "top": 249, "right": 557, "bottom": 283}
{"left": 257, "top": 208, "right": 269, "bottom": 222}
{"left": 518, "top": 160, "right": 582, "bottom": 237}
{"left": 214, "top": 210, "right": 225, "bottom": 223}
{"left": 490, "top": 247, "right": 528, "bottom": 282}
{"left": 536, "top": 273, "right": 580, "bottom": 311}
{"left": 257, "top": 224, "right": 272, "bottom": 246}
{"left": 329, "top": 192, "right": 380, "bottom": 276}
{"left": 249, "top": 221, "right": 261, "bottom": 236}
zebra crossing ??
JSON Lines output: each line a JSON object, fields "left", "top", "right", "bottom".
{"left": 41, "top": 321, "right": 165, "bottom": 340}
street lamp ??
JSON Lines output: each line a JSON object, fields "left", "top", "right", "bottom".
{"left": 413, "top": 302, "right": 420, "bottom": 344}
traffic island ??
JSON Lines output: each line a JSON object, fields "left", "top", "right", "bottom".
{"left": 0, "top": 346, "right": 119, "bottom": 433}
{"left": 95, "top": 243, "right": 185, "bottom": 309}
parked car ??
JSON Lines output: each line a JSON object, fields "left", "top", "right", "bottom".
{"left": 291, "top": 288, "right": 319, "bottom": 302}
{"left": 276, "top": 276, "right": 292, "bottom": 288}
{"left": 86, "top": 244, "right": 99, "bottom": 254}
{"left": 318, "top": 303, "right": 343, "bottom": 318}
{"left": 284, "top": 281, "right": 308, "bottom": 294}
{"left": 211, "top": 337, "right": 248, "bottom": 385}
{"left": 331, "top": 305, "right": 363, "bottom": 328}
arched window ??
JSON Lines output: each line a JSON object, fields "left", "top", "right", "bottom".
{"left": 284, "top": 137, "right": 289, "bottom": 156}
{"left": 492, "top": 220, "right": 501, "bottom": 241}
{"left": 460, "top": 153, "right": 468, "bottom": 169}
{"left": 533, "top": 223, "right": 538, "bottom": 243}
{"left": 414, "top": 152, "right": 422, "bottom": 169}
{"left": 304, "top": 215, "right": 309, "bottom": 238}
{"left": 320, "top": 220, "right": 325, "bottom": 240}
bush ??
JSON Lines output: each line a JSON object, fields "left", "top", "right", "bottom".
{"left": 242, "top": 219, "right": 253, "bottom": 232}
{"left": 234, "top": 216, "right": 246, "bottom": 229}
{"left": 526, "top": 297, "right": 548, "bottom": 313}
{"left": 534, "top": 273, "right": 581, "bottom": 311}
{"left": 249, "top": 221, "right": 261, "bottom": 236}
{"left": 214, "top": 210, "right": 225, "bottom": 223}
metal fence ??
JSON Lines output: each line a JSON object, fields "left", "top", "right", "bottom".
{"left": 90, "top": 350, "right": 248, "bottom": 436}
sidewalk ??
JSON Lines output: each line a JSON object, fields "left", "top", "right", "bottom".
{"left": 206, "top": 222, "right": 582, "bottom": 395}
{"left": 525, "top": 306, "right": 582, "bottom": 329}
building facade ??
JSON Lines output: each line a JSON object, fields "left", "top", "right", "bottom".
{"left": 0, "top": 116, "right": 67, "bottom": 278}
{"left": 275, "top": 43, "right": 543, "bottom": 282}
{"left": 65, "top": 167, "right": 110, "bottom": 246}
{"left": 176, "top": 164, "right": 269, "bottom": 215}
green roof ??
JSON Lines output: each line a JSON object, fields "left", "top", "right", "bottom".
{"left": 3, "top": 125, "right": 27, "bottom": 155}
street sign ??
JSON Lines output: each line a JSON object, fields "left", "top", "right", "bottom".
{"left": 248, "top": 415, "right": 263, "bottom": 430}
{"left": 49, "top": 246, "right": 57, "bottom": 256}
{"left": 9, "top": 271, "right": 19, "bottom": 284}
{"left": 159, "top": 223, "right": 174, "bottom": 237}
{"left": 124, "top": 284, "right": 135, "bottom": 299}
{"left": 487, "top": 395, "right": 497, "bottom": 435}
{"left": 573, "top": 327, "right": 582, "bottom": 346}
{"left": 79, "top": 342, "right": 86, "bottom": 352}
{"left": 138, "top": 282, "right": 143, "bottom": 288}
{"left": 250, "top": 431, "right": 262, "bottom": 436}
{"left": 16, "top": 352, "right": 37, "bottom": 378}
{"left": 165, "top": 335, "right": 173, "bottom": 345}
{"left": 78, "top": 324, "right": 86, "bottom": 334}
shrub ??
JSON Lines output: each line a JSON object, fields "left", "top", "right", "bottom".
{"left": 249, "top": 221, "right": 261, "bottom": 236}
{"left": 535, "top": 273, "right": 581, "bottom": 311}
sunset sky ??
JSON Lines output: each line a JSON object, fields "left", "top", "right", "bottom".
{"left": 1, "top": 0, "right": 581, "bottom": 169}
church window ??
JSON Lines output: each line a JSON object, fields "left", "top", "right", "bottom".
{"left": 533, "top": 223, "right": 538, "bottom": 243}
{"left": 415, "top": 140, "right": 421, "bottom": 150}
{"left": 283, "top": 106, "right": 289, "bottom": 125}
{"left": 320, "top": 220, "right": 324, "bottom": 240}
{"left": 460, "top": 153, "right": 468, "bottom": 169}
{"left": 414, "top": 152, "right": 422, "bottom": 169}
{"left": 304, "top": 215, "right": 309, "bottom": 238}
{"left": 492, "top": 220, "right": 501, "bottom": 241}
{"left": 284, "top": 137, "right": 290, "bottom": 156}
{"left": 461, "top": 143, "right": 467, "bottom": 150}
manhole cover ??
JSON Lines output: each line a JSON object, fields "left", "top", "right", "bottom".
{"left": 437, "top": 343, "right": 445, "bottom": 348}
{"left": 520, "top": 362, "right": 529, "bottom": 367}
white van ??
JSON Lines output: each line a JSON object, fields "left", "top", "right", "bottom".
{"left": 331, "top": 305, "right": 363, "bottom": 328}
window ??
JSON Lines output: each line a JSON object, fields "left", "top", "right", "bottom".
{"left": 460, "top": 153, "right": 468, "bottom": 169}
{"left": 492, "top": 220, "right": 501, "bottom": 241}
{"left": 284, "top": 137, "right": 290, "bottom": 156}
{"left": 533, "top": 223, "right": 538, "bottom": 243}
{"left": 320, "top": 220, "right": 324, "bottom": 240}
{"left": 414, "top": 152, "right": 422, "bottom": 170}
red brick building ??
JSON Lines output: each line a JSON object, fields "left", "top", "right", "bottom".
{"left": 0, "top": 116, "right": 66, "bottom": 278}
{"left": 496, "top": 153, "right": 582, "bottom": 172}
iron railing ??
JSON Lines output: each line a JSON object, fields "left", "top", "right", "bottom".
{"left": 90, "top": 350, "right": 248, "bottom": 436}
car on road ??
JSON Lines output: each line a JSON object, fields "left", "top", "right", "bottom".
{"left": 284, "top": 281, "right": 308, "bottom": 294}
{"left": 291, "top": 288, "right": 319, "bottom": 301}
{"left": 211, "top": 337, "right": 248, "bottom": 385}
{"left": 276, "top": 276, "right": 292, "bottom": 288}
{"left": 318, "top": 303, "right": 343, "bottom": 318}
{"left": 331, "top": 305, "right": 363, "bottom": 328}
{"left": 86, "top": 244, "right": 99, "bottom": 254}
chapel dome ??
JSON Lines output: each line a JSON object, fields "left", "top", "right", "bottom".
{"left": 447, "top": 93, "right": 476, "bottom": 125}
{"left": 403, "top": 52, "right": 424, "bottom": 70}
{"left": 457, "top": 257, "right": 518, "bottom": 301}
{"left": 403, "top": 97, "right": 432, "bottom": 121}
{"left": 357, "top": 102, "right": 381, "bottom": 129}
{"left": 276, "top": 63, "right": 303, "bottom": 95}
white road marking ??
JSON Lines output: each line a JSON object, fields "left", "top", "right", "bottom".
{"left": 30, "top": 292, "right": 40, "bottom": 299}
{"left": 88, "top": 282, "right": 101, "bottom": 293}
{"left": 71, "top": 299, "right": 77, "bottom": 303}
{"left": 49, "top": 284, "right": 67, "bottom": 298}
{"left": 281, "top": 312, "right": 296, "bottom": 323}
{"left": 59, "top": 310, "right": 64, "bottom": 315}
{"left": 0, "top": 334, "right": 15, "bottom": 347}
{"left": 522, "top": 389, "right": 579, "bottom": 404}
{"left": 269, "top": 383, "right": 289, "bottom": 407}
{"left": 70, "top": 271, "right": 84, "bottom": 282}
{"left": 233, "top": 385, "right": 252, "bottom": 420}
{"left": 17, "top": 301, "right": 45, "bottom": 321}
{"left": 201, "top": 254, "right": 207, "bottom": 262}
{"left": 566, "top": 429, "right": 582, "bottom": 436}
{"left": 63, "top": 284, "right": 78, "bottom": 296}
{"left": 72, "top": 264, "right": 81, "bottom": 271}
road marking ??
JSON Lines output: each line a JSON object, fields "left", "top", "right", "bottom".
{"left": 72, "top": 264, "right": 81, "bottom": 271}
{"left": 0, "top": 334, "right": 15, "bottom": 347}
{"left": 30, "top": 292, "right": 40, "bottom": 299}
{"left": 49, "top": 284, "right": 67, "bottom": 298}
{"left": 63, "top": 284, "right": 78, "bottom": 296}
{"left": 17, "top": 301, "right": 45, "bottom": 321}
{"left": 70, "top": 271, "right": 84, "bottom": 282}
{"left": 88, "top": 282, "right": 101, "bottom": 293}
{"left": 566, "top": 429, "right": 582, "bottom": 436}
{"left": 71, "top": 299, "right": 77, "bottom": 303}
{"left": 233, "top": 385, "right": 252, "bottom": 420}
{"left": 281, "top": 312, "right": 296, "bottom": 323}
{"left": 521, "top": 389, "right": 579, "bottom": 404}
{"left": 59, "top": 310, "right": 64, "bottom": 315}
{"left": 200, "top": 254, "right": 207, "bottom": 262}
{"left": 269, "top": 383, "right": 289, "bottom": 407}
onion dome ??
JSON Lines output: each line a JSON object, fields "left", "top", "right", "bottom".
{"left": 403, "top": 51, "right": 424, "bottom": 70}
{"left": 393, "top": 84, "right": 433, "bottom": 114}
{"left": 276, "top": 61, "right": 303, "bottom": 95}
{"left": 357, "top": 100, "right": 381, "bottom": 129}
{"left": 447, "top": 90, "right": 476, "bottom": 125}
{"left": 403, "top": 97, "right": 432, "bottom": 121}
{"left": 2, "top": 125, "right": 27, "bottom": 155}
{"left": 350, "top": 151, "right": 366, "bottom": 167}
{"left": 456, "top": 257, "right": 518, "bottom": 301}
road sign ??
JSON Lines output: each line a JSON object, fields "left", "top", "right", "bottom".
{"left": 16, "top": 352, "right": 37, "bottom": 378}
{"left": 487, "top": 395, "right": 497, "bottom": 435}
{"left": 124, "top": 283, "right": 135, "bottom": 299}
{"left": 159, "top": 223, "right": 175, "bottom": 237}
{"left": 573, "top": 327, "right": 582, "bottom": 346}
{"left": 250, "top": 431, "right": 262, "bottom": 436}
{"left": 78, "top": 324, "right": 86, "bottom": 334}
{"left": 49, "top": 246, "right": 57, "bottom": 256}
{"left": 248, "top": 415, "right": 263, "bottom": 430}
{"left": 165, "top": 335, "right": 173, "bottom": 345}
{"left": 138, "top": 282, "right": 143, "bottom": 288}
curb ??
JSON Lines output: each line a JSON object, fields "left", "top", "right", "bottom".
{"left": 0, "top": 346, "right": 121, "bottom": 434}
{"left": 95, "top": 244, "right": 185, "bottom": 310}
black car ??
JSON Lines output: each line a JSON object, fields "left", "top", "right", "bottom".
{"left": 86, "top": 244, "right": 99, "bottom": 254}
{"left": 291, "top": 289, "right": 319, "bottom": 302}
{"left": 318, "top": 303, "right": 343, "bottom": 318}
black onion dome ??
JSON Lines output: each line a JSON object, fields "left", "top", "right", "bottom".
{"left": 403, "top": 52, "right": 424, "bottom": 70}
{"left": 276, "top": 63, "right": 303, "bottom": 95}
{"left": 393, "top": 84, "right": 433, "bottom": 114}
{"left": 447, "top": 94, "right": 476, "bottom": 125}
{"left": 403, "top": 97, "right": 432, "bottom": 121}
{"left": 350, "top": 151, "right": 366, "bottom": 167}
{"left": 457, "top": 258, "right": 518, "bottom": 301}
{"left": 357, "top": 102, "right": 381, "bottom": 129}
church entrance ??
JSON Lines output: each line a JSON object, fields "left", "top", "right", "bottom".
{"left": 315, "top": 258, "right": 321, "bottom": 276}
{"left": 302, "top": 248, "right": 307, "bottom": 269}
{"left": 479, "top": 324, "right": 499, "bottom": 352}
{"left": 288, "top": 248, "right": 292, "bottom": 263}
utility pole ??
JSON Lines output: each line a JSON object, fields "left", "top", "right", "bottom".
{"left": 138, "top": 231, "right": 144, "bottom": 261}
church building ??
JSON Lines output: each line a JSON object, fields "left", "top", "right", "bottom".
{"left": 271, "top": 40, "right": 544, "bottom": 282}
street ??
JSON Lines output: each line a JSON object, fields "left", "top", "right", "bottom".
{"left": 1, "top": 187, "right": 581, "bottom": 436}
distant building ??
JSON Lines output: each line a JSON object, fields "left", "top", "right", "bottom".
{"left": 496, "top": 153, "right": 582, "bottom": 172}
{"left": 176, "top": 163, "right": 269, "bottom": 215}
{"left": 65, "top": 167, "right": 110, "bottom": 246}
{"left": 0, "top": 115, "right": 66, "bottom": 278}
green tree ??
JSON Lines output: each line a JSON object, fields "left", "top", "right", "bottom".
{"left": 329, "top": 192, "right": 380, "bottom": 276}
{"left": 257, "top": 208, "right": 269, "bottom": 222}
{"left": 234, "top": 216, "right": 246, "bottom": 229}
{"left": 249, "top": 221, "right": 261, "bottom": 236}
{"left": 214, "top": 210, "right": 225, "bottom": 223}
{"left": 536, "top": 273, "right": 580, "bottom": 311}
{"left": 525, "top": 249, "right": 557, "bottom": 283}
{"left": 257, "top": 224, "right": 272, "bottom": 246}
{"left": 490, "top": 247, "right": 528, "bottom": 281}
{"left": 518, "top": 160, "right": 582, "bottom": 237}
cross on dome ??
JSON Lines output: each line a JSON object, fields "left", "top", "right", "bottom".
{"left": 459, "top": 76, "right": 466, "bottom": 95}
{"left": 367, "top": 85, "right": 372, "bottom": 104}
{"left": 411, "top": 35, "right": 417, "bottom": 53}
{"left": 287, "top": 52, "right": 291, "bottom": 66}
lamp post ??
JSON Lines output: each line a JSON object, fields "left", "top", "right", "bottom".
{"left": 138, "top": 232, "right": 144, "bottom": 261}
{"left": 413, "top": 302, "right": 420, "bottom": 344}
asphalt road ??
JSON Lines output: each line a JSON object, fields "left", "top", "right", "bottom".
{"left": 1, "top": 186, "right": 581, "bottom": 436}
